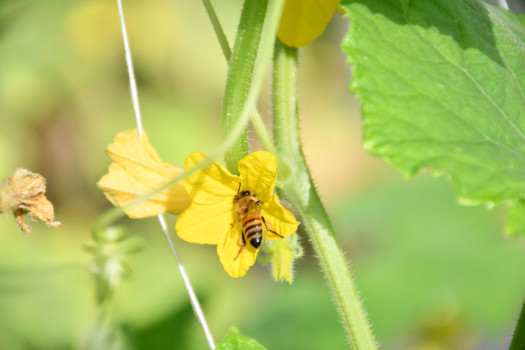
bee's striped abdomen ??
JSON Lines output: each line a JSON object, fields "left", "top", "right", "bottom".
{"left": 242, "top": 216, "right": 263, "bottom": 248}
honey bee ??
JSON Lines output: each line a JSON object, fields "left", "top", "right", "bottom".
{"left": 232, "top": 185, "right": 282, "bottom": 260}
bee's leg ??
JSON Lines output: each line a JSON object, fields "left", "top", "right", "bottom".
{"left": 234, "top": 234, "right": 246, "bottom": 260}
{"left": 230, "top": 215, "right": 239, "bottom": 239}
{"left": 261, "top": 216, "right": 283, "bottom": 238}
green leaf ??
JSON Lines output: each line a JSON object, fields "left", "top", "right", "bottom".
{"left": 506, "top": 200, "right": 525, "bottom": 236}
{"left": 341, "top": 0, "right": 525, "bottom": 236}
{"left": 216, "top": 327, "right": 267, "bottom": 350}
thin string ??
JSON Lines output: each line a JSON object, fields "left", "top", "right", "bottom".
{"left": 157, "top": 214, "right": 216, "bottom": 349}
{"left": 115, "top": 0, "right": 215, "bottom": 348}
{"left": 116, "top": 0, "right": 143, "bottom": 136}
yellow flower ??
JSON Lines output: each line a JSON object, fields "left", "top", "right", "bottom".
{"left": 175, "top": 151, "right": 298, "bottom": 278}
{"left": 97, "top": 129, "right": 191, "bottom": 218}
{"left": 278, "top": 0, "right": 340, "bottom": 48}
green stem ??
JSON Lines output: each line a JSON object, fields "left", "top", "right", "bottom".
{"left": 250, "top": 109, "right": 279, "bottom": 155}
{"left": 202, "top": 0, "right": 278, "bottom": 156}
{"left": 272, "top": 42, "right": 298, "bottom": 156}
{"left": 85, "top": 302, "right": 114, "bottom": 350}
{"left": 221, "top": 0, "right": 268, "bottom": 174}
{"left": 202, "top": 0, "right": 232, "bottom": 61}
{"left": 510, "top": 299, "right": 525, "bottom": 350}
{"left": 273, "top": 39, "right": 377, "bottom": 349}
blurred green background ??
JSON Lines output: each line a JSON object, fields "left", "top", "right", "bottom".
{"left": 0, "top": 0, "right": 524, "bottom": 349}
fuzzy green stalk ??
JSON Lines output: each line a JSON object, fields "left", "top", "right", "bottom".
{"left": 510, "top": 299, "right": 525, "bottom": 350}
{"left": 203, "top": 0, "right": 279, "bottom": 158}
{"left": 221, "top": 0, "right": 268, "bottom": 174}
{"left": 273, "top": 39, "right": 377, "bottom": 349}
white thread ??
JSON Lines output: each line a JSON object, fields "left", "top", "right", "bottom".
{"left": 116, "top": 0, "right": 143, "bottom": 136}
{"left": 115, "top": 1, "right": 215, "bottom": 348}
{"left": 157, "top": 215, "right": 216, "bottom": 349}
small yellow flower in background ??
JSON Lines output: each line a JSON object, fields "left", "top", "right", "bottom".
{"left": 278, "top": 0, "right": 340, "bottom": 48}
{"left": 97, "top": 129, "right": 191, "bottom": 218}
{"left": 175, "top": 151, "right": 298, "bottom": 278}
{"left": 0, "top": 168, "right": 60, "bottom": 235}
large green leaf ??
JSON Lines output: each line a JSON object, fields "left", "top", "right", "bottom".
{"left": 341, "top": 0, "right": 525, "bottom": 236}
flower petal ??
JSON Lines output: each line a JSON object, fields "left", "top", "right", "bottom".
{"left": 278, "top": 0, "right": 340, "bottom": 48}
{"left": 98, "top": 163, "right": 190, "bottom": 218}
{"left": 238, "top": 151, "right": 277, "bottom": 203}
{"left": 18, "top": 193, "right": 60, "bottom": 228}
{"left": 176, "top": 201, "right": 234, "bottom": 244}
{"left": 262, "top": 196, "right": 298, "bottom": 240}
{"left": 217, "top": 224, "right": 258, "bottom": 278}
{"left": 98, "top": 129, "right": 191, "bottom": 217}
{"left": 183, "top": 152, "right": 240, "bottom": 203}
{"left": 106, "top": 129, "right": 179, "bottom": 186}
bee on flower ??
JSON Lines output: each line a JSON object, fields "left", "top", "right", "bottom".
{"left": 233, "top": 185, "right": 285, "bottom": 260}
{"left": 175, "top": 151, "right": 298, "bottom": 278}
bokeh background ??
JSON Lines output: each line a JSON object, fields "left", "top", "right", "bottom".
{"left": 1, "top": 0, "right": 524, "bottom": 349}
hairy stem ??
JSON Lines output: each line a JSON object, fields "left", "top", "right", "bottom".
{"left": 221, "top": 0, "right": 268, "bottom": 174}
{"left": 273, "top": 39, "right": 377, "bottom": 349}
{"left": 203, "top": 0, "right": 278, "bottom": 156}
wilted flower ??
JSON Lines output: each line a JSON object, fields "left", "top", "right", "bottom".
{"left": 0, "top": 168, "right": 60, "bottom": 235}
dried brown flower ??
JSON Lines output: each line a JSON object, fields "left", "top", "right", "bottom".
{"left": 0, "top": 168, "right": 60, "bottom": 234}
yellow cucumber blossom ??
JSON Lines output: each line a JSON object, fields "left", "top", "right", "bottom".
{"left": 278, "top": 0, "right": 340, "bottom": 47}
{"left": 98, "top": 129, "right": 191, "bottom": 218}
{"left": 175, "top": 151, "right": 298, "bottom": 278}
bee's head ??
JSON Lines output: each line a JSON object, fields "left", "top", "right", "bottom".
{"left": 234, "top": 189, "right": 252, "bottom": 203}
